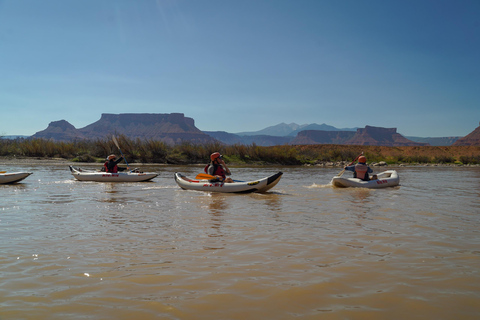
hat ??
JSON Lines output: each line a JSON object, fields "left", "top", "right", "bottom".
{"left": 210, "top": 152, "right": 222, "bottom": 161}
{"left": 107, "top": 154, "right": 116, "bottom": 160}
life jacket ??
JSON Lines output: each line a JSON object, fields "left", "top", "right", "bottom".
{"left": 205, "top": 164, "right": 226, "bottom": 179}
{"left": 354, "top": 163, "right": 369, "bottom": 181}
{"left": 214, "top": 165, "right": 226, "bottom": 179}
{"left": 104, "top": 161, "right": 118, "bottom": 173}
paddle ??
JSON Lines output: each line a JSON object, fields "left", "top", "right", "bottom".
{"left": 337, "top": 152, "right": 363, "bottom": 177}
{"left": 112, "top": 136, "right": 131, "bottom": 172}
{"left": 0, "top": 171, "right": 6, "bottom": 173}
{"left": 195, "top": 173, "right": 215, "bottom": 180}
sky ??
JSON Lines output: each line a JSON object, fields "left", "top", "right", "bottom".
{"left": 1, "top": 0, "right": 479, "bottom": 138}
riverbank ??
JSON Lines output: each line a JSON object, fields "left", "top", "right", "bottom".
{"left": 1, "top": 156, "right": 479, "bottom": 167}
{"left": 2, "top": 137, "right": 480, "bottom": 165}
{"left": 0, "top": 156, "right": 168, "bottom": 167}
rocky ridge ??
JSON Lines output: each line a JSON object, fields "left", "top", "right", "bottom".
{"left": 289, "top": 126, "right": 427, "bottom": 146}
{"left": 453, "top": 123, "right": 480, "bottom": 146}
{"left": 32, "top": 113, "right": 216, "bottom": 145}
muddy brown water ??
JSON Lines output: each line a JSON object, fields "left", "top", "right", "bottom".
{"left": 1, "top": 164, "right": 479, "bottom": 319}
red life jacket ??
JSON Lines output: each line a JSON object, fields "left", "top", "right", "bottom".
{"left": 214, "top": 165, "right": 226, "bottom": 179}
{"left": 205, "top": 164, "right": 226, "bottom": 179}
{"left": 354, "top": 163, "right": 369, "bottom": 180}
{"left": 104, "top": 161, "right": 118, "bottom": 173}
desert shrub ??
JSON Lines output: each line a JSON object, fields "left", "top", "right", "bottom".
{"left": 72, "top": 154, "right": 97, "bottom": 162}
{"left": 138, "top": 139, "right": 169, "bottom": 163}
{"left": 459, "top": 155, "right": 480, "bottom": 164}
{"left": 174, "top": 142, "right": 204, "bottom": 163}
{"left": 383, "top": 156, "right": 400, "bottom": 164}
{"left": 405, "top": 155, "right": 431, "bottom": 163}
{"left": 433, "top": 155, "right": 455, "bottom": 164}
{"left": 0, "top": 139, "right": 20, "bottom": 155}
{"left": 165, "top": 151, "right": 189, "bottom": 164}
{"left": 20, "top": 139, "right": 47, "bottom": 157}
{"left": 93, "top": 139, "right": 113, "bottom": 158}
{"left": 229, "top": 144, "right": 250, "bottom": 161}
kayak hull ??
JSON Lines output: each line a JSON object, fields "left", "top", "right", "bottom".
{"left": 331, "top": 170, "right": 399, "bottom": 189}
{"left": 69, "top": 166, "right": 158, "bottom": 182}
{"left": 0, "top": 172, "right": 33, "bottom": 184}
{"left": 174, "top": 172, "right": 283, "bottom": 193}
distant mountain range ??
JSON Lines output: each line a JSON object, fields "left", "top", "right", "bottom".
{"left": 4, "top": 113, "right": 478, "bottom": 146}
{"left": 234, "top": 123, "right": 358, "bottom": 137}
{"left": 208, "top": 123, "right": 460, "bottom": 146}
{"left": 210, "top": 125, "right": 428, "bottom": 147}
{"left": 405, "top": 136, "right": 461, "bottom": 146}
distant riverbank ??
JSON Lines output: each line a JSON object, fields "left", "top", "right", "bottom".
{"left": 1, "top": 147, "right": 479, "bottom": 168}
{"left": 1, "top": 137, "right": 479, "bottom": 166}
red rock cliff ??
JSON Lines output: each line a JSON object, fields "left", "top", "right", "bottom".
{"left": 453, "top": 123, "right": 480, "bottom": 146}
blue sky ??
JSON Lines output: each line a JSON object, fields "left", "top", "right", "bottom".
{"left": 1, "top": 0, "right": 479, "bottom": 137}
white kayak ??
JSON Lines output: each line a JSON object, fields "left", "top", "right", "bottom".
{"left": 174, "top": 172, "right": 283, "bottom": 193}
{"left": 331, "top": 170, "right": 400, "bottom": 189}
{"left": 69, "top": 166, "right": 158, "bottom": 182}
{"left": 0, "top": 172, "right": 33, "bottom": 184}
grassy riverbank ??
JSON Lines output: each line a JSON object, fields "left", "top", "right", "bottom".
{"left": 1, "top": 136, "right": 479, "bottom": 165}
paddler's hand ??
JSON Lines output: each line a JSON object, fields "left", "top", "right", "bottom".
{"left": 219, "top": 159, "right": 231, "bottom": 175}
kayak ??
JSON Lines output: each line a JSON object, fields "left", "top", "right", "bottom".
{"left": 0, "top": 172, "right": 33, "bottom": 184}
{"left": 69, "top": 166, "right": 158, "bottom": 182}
{"left": 174, "top": 172, "right": 283, "bottom": 193}
{"left": 331, "top": 170, "right": 400, "bottom": 189}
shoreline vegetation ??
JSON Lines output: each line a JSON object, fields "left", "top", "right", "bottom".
{"left": 1, "top": 136, "right": 479, "bottom": 166}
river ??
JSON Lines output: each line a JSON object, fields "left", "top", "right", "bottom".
{"left": 1, "top": 163, "right": 479, "bottom": 319}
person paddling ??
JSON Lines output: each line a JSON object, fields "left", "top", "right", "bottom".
{"left": 344, "top": 155, "right": 376, "bottom": 181}
{"left": 205, "top": 152, "right": 233, "bottom": 183}
{"left": 104, "top": 154, "right": 129, "bottom": 173}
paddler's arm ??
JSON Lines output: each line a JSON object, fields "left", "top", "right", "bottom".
{"left": 219, "top": 159, "right": 231, "bottom": 175}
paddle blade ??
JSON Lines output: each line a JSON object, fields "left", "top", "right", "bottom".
{"left": 112, "top": 136, "right": 120, "bottom": 149}
{"left": 195, "top": 173, "right": 215, "bottom": 180}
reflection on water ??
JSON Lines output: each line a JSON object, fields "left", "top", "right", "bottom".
{"left": 1, "top": 165, "right": 480, "bottom": 319}
{"left": 100, "top": 184, "right": 123, "bottom": 203}
{"left": 207, "top": 193, "right": 228, "bottom": 216}
{"left": 207, "top": 194, "right": 226, "bottom": 241}
{"left": 350, "top": 188, "right": 372, "bottom": 202}
{"left": 254, "top": 191, "right": 284, "bottom": 214}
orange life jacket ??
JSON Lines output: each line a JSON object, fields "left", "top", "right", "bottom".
{"left": 354, "top": 163, "right": 369, "bottom": 180}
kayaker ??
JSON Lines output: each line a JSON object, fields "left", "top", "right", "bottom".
{"left": 344, "top": 155, "right": 375, "bottom": 181}
{"left": 205, "top": 152, "right": 233, "bottom": 182}
{"left": 104, "top": 154, "right": 129, "bottom": 173}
